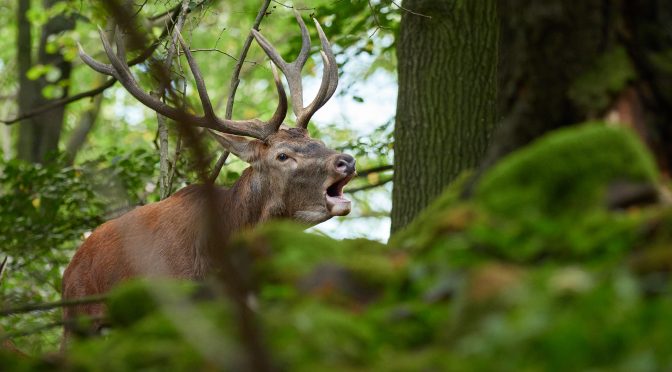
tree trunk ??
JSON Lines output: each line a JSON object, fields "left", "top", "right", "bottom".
{"left": 391, "top": 0, "right": 498, "bottom": 232}
{"left": 463, "top": 0, "right": 672, "bottom": 193}
{"left": 64, "top": 92, "right": 103, "bottom": 165}
{"left": 17, "top": 0, "right": 74, "bottom": 163}
{"left": 16, "top": 0, "right": 36, "bottom": 161}
{"left": 476, "top": 1, "right": 614, "bottom": 174}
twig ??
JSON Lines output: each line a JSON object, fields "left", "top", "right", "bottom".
{"left": 367, "top": 0, "right": 389, "bottom": 38}
{"left": 148, "top": 0, "right": 209, "bottom": 21}
{"left": 390, "top": 0, "right": 432, "bottom": 19}
{"left": 158, "top": 0, "right": 191, "bottom": 200}
{"left": 181, "top": 48, "right": 260, "bottom": 64}
{"left": 1, "top": 79, "right": 116, "bottom": 125}
{"left": 225, "top": 0, "right": 272, "bottom": 120}
{"left": 0, "top": 294, "right": 107, "bottom": 316}
{"left": 1, "top": 316, "right": 106, "bottom": 339}
{"left": 208, "top": 151, "right": 229, "bottom": 183}
{"left": 346, "top": 177, "right": 392, "bottom": 193}
{"left": 269, "top": 0, "right": 315, "bottom": 11}
{"left": 356, "top": 164, "right": 392, "bottom": 178}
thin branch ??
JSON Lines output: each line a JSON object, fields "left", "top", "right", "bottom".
{"left": 1, "top": 316, "right": 106, "bottom": 340}
{"left": 208, "top": 151, "right": 229, "bottom": 183}
{"left": 269, "top": 0, "right": 315, "bottom": 11}
{"left": 148, "top": 0, "right": 209, "bottom": 22}
{"left": 181, "top": 48, "right": 260, "bottom": 64}
{"left": 367, "top": 0, "right": 389, "bottom": 38}
{"left": 1, "top": 79, "right": 116, "bottom": 125}
{"left": 356, "top": 164, "right": 392, "bottom": 178}
{"left": 0, "top": 294, "right": 107, "bottom": 317}
{"left": 158, "top": 0, "right": 190, "bottom": 200}
{"left": 225, "top": 0, "right": 272, "bottom": 120}
{"left": 390, "top": 0, "right": 432, "bottom": 19}
{"left": 346, "top": 177, "right": 392, "bottom": 193}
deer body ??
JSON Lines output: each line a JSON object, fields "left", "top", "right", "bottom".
{"left": 63, "top": 129, "right": 354, "bottom": 293}
{"left": 63, "top": 130, "right": 355, "bottom": 339}
{"left": 62, "top": 12, "right": 355, "bottom": 345}
{"left": 62, "top": 11, "right": 355, "bottom": 345}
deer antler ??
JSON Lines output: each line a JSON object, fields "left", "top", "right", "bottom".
{"left": 78, "top": 27, "right": 288, "bottom": 140}
{"left": 252, "top": 11, "right": 339, "bottom": 129}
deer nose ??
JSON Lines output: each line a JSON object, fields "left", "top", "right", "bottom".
{"left": 335, "top": 154, "right": 356, "bottom": 174}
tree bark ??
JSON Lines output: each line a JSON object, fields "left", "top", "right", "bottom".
{"left": 476, "top": 0, "right": 613, "bottom": 174}
{"left": 16, "top": 0, "right": 36, "bottom": 161}
{"left": 391, "top": 0, "right": 498, "bottom": 232}
{"left": 463, "top": 0, "right": 672, "bottom": 193}
{"left": 17, "top": 0, "right": 74, "bottom": 163}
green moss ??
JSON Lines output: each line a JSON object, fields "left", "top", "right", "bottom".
{"left": 236, "top": 222, "right": 396, "bottom": 290}
{"left": 391, "top": 171, "right": 473, "bottom": 251}
{"left": 569, "top": 47, "right": 636, "bottom": 112}
{"left": 475, "top": 123, "right": 657, "bottom": 218}
{"left": 389, "top": 124, "right": 660, "bottom": 263}
{"left": 106, "top": 279, "right": 199, "bottom": 328}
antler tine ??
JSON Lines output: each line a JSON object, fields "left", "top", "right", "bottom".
{"left": 267, "top": 62, "right": 288, "bottom": 131}
{"left": 174, "top": 30, "right": 217, "bottom": 120}
{"left": 114, "top": 27, "right": 125, "bottom": 61}
{"left": 89, "top": 27, "right": 201, "bottom": 126}
{"left": 293, "top": 10, "right": 312, "bottom": 75}
{"left": 252, "top": 12, "right": 339, "bottom": 129}
{"left": 80, "top": 27, "right": 288, "bottom": 140}
{"left": 77, "top": 40, "right": 116, "bottom": 77}
{"left": 313, "top": 18, "right": 339, "bottom": 107}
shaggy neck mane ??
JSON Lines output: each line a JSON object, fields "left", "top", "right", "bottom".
{"left": 219, "top": 167, "right": 283, "bottom": 233}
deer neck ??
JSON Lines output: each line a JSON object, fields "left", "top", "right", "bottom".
{"left": 222, "top": 168, "right": 284, "bottom": 230}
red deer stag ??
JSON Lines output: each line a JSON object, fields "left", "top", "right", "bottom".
{"left": 62, "top": 13, "right": 355, "bottom": 341}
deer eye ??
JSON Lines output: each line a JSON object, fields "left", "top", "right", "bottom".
{"left": 277, "top": 153, "right": 288, "bottom": 161}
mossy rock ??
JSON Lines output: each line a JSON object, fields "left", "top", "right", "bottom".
{"left": 392, "top": 124, "right": 660, "bottom": 263}
{"left": 234, "top": 222, "right": 398, "bottom": 298}
{"left": 474, "top": 123, "right": 658, "bottom": 219}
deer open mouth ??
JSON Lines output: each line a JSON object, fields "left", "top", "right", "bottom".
{"left": 325, "top": 174, "right": 354, "bottom": 216}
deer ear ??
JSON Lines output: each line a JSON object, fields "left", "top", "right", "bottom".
{"left": 210, "top": 131, "right": 261, "bottom": 163}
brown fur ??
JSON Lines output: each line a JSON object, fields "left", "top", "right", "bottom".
{"left": 61, "top": 128, "right": 355, "bottom": 344}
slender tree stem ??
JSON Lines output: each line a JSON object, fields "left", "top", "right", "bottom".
{"left": 157, "top": 0, "right": 191, "bottom": 199}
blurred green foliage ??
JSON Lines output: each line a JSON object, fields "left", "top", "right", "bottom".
{"left": 4, "top": 123, "right": 672, "bottom": 371}
{"left": 0, "top": 148, "right": 158, "bottom": 353}
{"left": 1, "top": 0, "right": 398, "bottom": 354}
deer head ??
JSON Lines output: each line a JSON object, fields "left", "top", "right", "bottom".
{"left": 78, "top": 11, "right": 355, "bottom": 224}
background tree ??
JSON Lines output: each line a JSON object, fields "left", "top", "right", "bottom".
{"left": 391, "top": 0, "right": 497, "bottom": 232}
{"left": 17, "top": 0, "right": 75, "bottom": 163}
{"left": 467, "top": 0, "right": 672, "bottom": 191}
